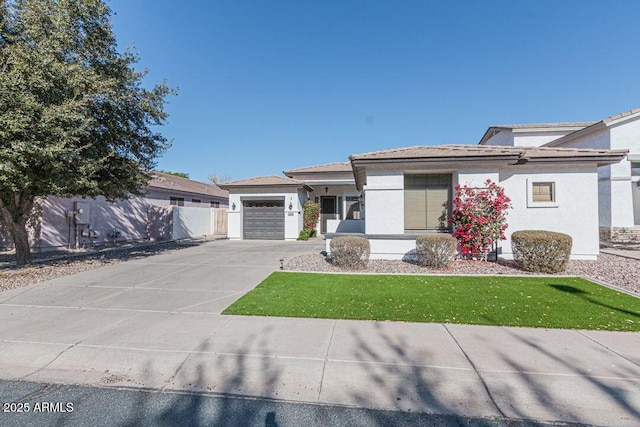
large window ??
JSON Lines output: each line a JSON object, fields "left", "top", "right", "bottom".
{"left": 404, "top": 174, "right": 451, "bottom": 230}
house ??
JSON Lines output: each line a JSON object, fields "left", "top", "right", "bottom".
{"left": 480, "top": 107, "right": 640, "bottom": 243}
{"left": 220, "top": 162, "right": 359, "bottom": 240}
{"left": 346, "top": 145, "right": 625, "bottom": 260}
{"left": 220, "top": 145, "right": 626, "bottom": 260}
{"left": 146, "top": 171, "right": 229, "bottom": 208}
{"left": 1, "top": 172, "right": 229, "bottom": 251}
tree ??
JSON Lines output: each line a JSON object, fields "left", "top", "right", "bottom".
{"left": 0, "top": 0, "right": 175, "bottom": 265}
{"left": 450, "top": 179, "right": 511, "bottom": 260}
{"left": 207, "top": 172, "right": 233, "bottom": 187}
{"left": 156, "top": 170, "right": 189, "bottom": 179}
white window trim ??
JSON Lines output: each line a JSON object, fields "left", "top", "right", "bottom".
{"left": 527, "top": 179, "right": 558, "bottom": 208}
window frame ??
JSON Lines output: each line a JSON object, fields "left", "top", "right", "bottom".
{"left": 527, "top": 179, "right": 558, "bottom": 208}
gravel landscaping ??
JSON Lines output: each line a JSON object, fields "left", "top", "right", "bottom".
{"left": 0, "top": 241, "right": 202, "bottom": 292}
{"left": 285, "top": 252, "right": 640, "bottom": 295}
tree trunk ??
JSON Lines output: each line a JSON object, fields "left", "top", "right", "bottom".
{"left": 0, "top": 194, "right": 34, "bottom": 267}
{"left": 7, "top": 221, "right": 31, "bottom": 266}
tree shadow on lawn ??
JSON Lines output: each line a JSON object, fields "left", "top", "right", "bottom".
{"left": 549, "top": 283, "right": 640, "bottom": 320}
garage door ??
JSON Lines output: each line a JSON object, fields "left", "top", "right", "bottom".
{"left": 243, "top": 200, "right": 285, "bottom": 240}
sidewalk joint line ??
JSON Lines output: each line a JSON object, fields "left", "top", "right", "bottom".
{"left": 317, "top": 319, "right": 337, "bottom": 401}
{"left": 174, "top": 292, "right": 245, "bottom": 311}
{"left": 443, "top": 324, "right": 507, "bottom": 418}
{"left": 574, "top": 330, "right": 640, "bottom": 369}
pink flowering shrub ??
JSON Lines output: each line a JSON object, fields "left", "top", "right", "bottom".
{"left": 303, "top": 201, "right": 320, "bottom": 235}
{"left": 450, "top": 179, "right": 511, "bottom": 259}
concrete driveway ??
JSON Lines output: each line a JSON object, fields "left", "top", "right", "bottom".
{"left": 0, "top": 239, "right": 639, "bottom": 426}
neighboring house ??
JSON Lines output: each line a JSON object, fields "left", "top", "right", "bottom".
{"left": 146, "top": 171, "right": 229, "bottom": 208}
{"left": 220, "top": 145, "right": 626, "bottom": 260}
{"left": 0, "top": 172, "right": 229, "bottom": 251}
{"left": 480, "top": 107, "right": 640, "bottom": 243}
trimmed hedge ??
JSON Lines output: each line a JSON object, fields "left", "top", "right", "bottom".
{"left": 511, "top": 230, "right": 572, "bottom": 273}
{"left": 416, "top": 234, "right": 458, "bottom": 268}
{"left": 330, "top": 236, "right": 370, "bottom": 270}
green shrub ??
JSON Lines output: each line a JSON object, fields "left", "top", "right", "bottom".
{"left": 416, "top": 234, "right": 458, "bottom": 268}
{"left": 330, "top": 236, "right": 370, "bottom": 270}
{"left": 511, "top": 230, "right": 572, "bottom": 273}
{"left": 297, "top": 229, "right": 310, "bottom": 241}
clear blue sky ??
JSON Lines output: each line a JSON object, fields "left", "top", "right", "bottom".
{"left": 109, "top": 0, "right": 640, "bottom": 183}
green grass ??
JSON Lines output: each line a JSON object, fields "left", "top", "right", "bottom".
{"left": 222, "top": 272, "right": 640, "bottom": 331}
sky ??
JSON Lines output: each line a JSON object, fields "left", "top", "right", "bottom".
{"left": 108, "top": 0, "right": 640, "bottom": 183}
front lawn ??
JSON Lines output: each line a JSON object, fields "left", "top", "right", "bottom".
{"left": 223, "top": 272, "right": 640, "bottom": 331}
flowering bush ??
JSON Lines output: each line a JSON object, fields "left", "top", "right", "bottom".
{"left": 450, "top": 179, "right": 511, "bottom": 259}
{"left": 303, "top": 201, "right": 320, "bottom": 234}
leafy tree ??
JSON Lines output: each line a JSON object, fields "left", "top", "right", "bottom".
{"left": 0, "top": 0, "right": 175, "bottom": 265}
{"left": 155, "top": 170, "right": 189, "bottom": 179}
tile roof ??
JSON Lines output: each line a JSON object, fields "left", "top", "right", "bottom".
{"left": 478, "top": 122, "right": 594, "bottom": 145}
{"left": 349, "top": 144, "right": 628, "bottom": 162}
{"left": 147, "top": 171, "right": 228, "bottom": 199}
{"left": 218, "top": 174, "right": 312, "bottom": 189}
{"left": 488, "top": 122, "right": 596, "bottom": 130}
{"left": 544, "top": 106, "right": 640, "bottom": 147}
{"left": 283, "top": 162, "right": 352, "bottom": 175}
{"left": 350, "top": 144, "right": 521, "bottom": 160}
{"left": 602, "top": 106, "right": 640, "bottom": 124}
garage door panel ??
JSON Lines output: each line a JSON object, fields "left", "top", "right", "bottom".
{"left": 243, "top": 200, "right": 285, "bottom": 240}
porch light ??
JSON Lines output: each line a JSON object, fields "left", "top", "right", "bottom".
{"left": 288, "top": 198, "right": 293, "bottom": 210}
{"left": 325, "top": 186, "right": 328, "bottom": 193}
{"left": 232, "top": 202, "right": 236, "bottom": 211}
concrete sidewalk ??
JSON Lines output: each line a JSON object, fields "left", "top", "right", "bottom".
{"left": 0, "top": 240, "right": 638, "bottom": 426}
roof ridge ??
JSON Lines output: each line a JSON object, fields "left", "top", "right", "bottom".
{"left": 220, "top": 174, "right": 305, "bottom": 185}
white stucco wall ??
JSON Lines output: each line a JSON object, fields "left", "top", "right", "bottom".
{"left": 226, "top": 188, "right": 306, "bottom": 240}
{"left": 355, "top": 163, "right": 601, "bottom": 260}
{"left": 512, "top": 131, "right": 578, "bottom": 147}
{"left": 363, "top": 170, "right": 404, "bottom": 234}
{"left": 549, "top": 120, "right": 638, "bottom": 229}
{"left": 498, "top": 165, "right": 600, "bottom": 260}
{"left": 483, "top": 130, "right": 514, "bottom": 146}
{"left": 172, "top": 207, "right": 214, "bottom": 239}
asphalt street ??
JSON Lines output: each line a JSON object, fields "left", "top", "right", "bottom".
{"left": 0, "top": 379, "right": 572, "bottom": 427}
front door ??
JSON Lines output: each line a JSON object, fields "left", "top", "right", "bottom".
{"left": 320, "top": 196, "right": 337, "bottom": 234}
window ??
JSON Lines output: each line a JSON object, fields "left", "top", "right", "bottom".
{"left": 632, "top": 162, "right": 640, "bottom": 177}
{"left": 404, "top": 174, "right": 451, "bottom": 230}
{"left": 527, "top": 180, "right": 557, "bottom": 207}
{"left": 192, "top": 199, "right": 201, "bottom": 204}
{"left": 532, "top": 182, "right": 554, "bottom": 202}
{"left": 210, "top": 201, "right": 220, "bottom": 208}
{"left": 170, "top": 197, "right": 184, "bottom": 206}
